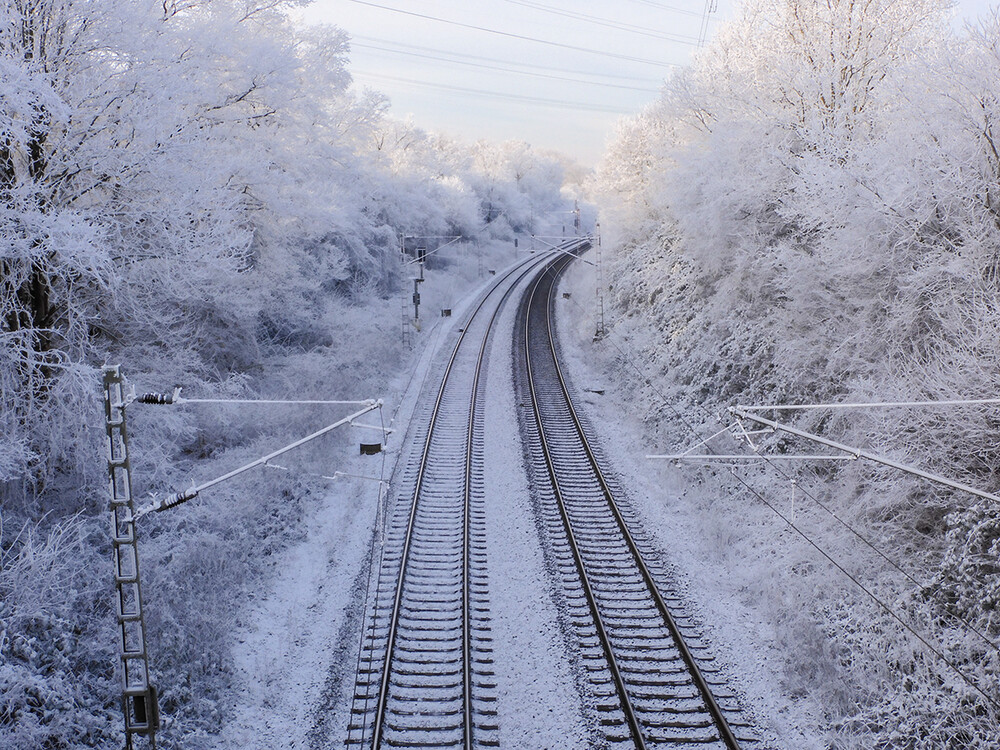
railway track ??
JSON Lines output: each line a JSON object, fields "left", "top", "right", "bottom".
{"left": 515, "top": 252, "right": 758, "bottom": 749}
{"left": 345, "top": 240, "right": 758, "bottom": 749}
{"left": 345, "top": 242, "right": 588, "bottom": 749}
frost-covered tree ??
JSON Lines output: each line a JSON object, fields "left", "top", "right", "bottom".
{"left": 595, "top": 0, "right": 1000, "bottom": 744}
{"left": 1, "top": 2, "right": 577, "bottom": 745}
{"left": 0, "top": 0, "right": 337, "bottom": 496}
{"left": 596, "top": 0, "right": 955, "bottom": 401}
{"left": 468, "top": 139, "right": 565, "bottom": 235}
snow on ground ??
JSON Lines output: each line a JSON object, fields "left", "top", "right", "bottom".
{"left": 481, "top": 269, "right": 590, "bottom": 749}
{"left": 556, "top": 250, "right": 825, "bottom": 749}
{"left": 214, "top": 239, "right": 522, "bottom": 750}
{"left": 216, "top": 239, "right": 820, "bottom": 750}
{"left": 214, "top": 342, "right": 435, "bottom": 750}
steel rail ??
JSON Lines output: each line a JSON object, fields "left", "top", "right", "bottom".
{"left": 522, "top": 251, "right": 647, "bottom": 750}
{"left": 370, "top": 244, "right": 578, "bottom": 748}
{"left": 525, "top": 250, "right": 743, "bottom": 749}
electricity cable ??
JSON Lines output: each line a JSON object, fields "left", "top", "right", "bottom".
{"left": 352, "top": 35, "right": 658, "bottom": 83}
{"left": 343, "top": 0, "right": 681, "bottom": 68}
{"left": 613, "top": 317, "right": 1000, "bottom": 696}
{"left": 733, "top": 434, "right": 1000, "bottom": 657}
{"left": 726, "top": 467, "right": 1000, "bottom": 713}
{"left": 133, "top": 401, "right": 381, "bottom": 517}
{"left": 684, "top": 393, "right": 1000, "bottom": 654}
{"left": 133, "top": 390, "right": 371, "bottom": 406}
{"left": 501, "top": 0, "right": 701, "bottom": 45}
{"left": 625, "top": 0, "right": 709, "bottom": 18}
{"left": 741, "top": 396, "right": 1000, "bottom": 411}
{"left": 698, "top": 0, "right": 717, "bottom": 47}
{"left": 351, "top": 41, "right": 661, "bottom": 93}
{"left": 400, "top": 236, "right": 463, "bottom": 268}
{"left": 355, "top": 71, "right": 639, "bottom": 114}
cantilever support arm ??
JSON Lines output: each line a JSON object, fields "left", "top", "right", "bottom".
{"left": 134, "top": 401, "right": 382, "bottom": 518}
{"left": 729, "top": 406, "right": 1000, "bottom": 505}
{"left": 401, "top": 235, "right": 463, "bottom": 266}
{"left": 530, "top": 235, "right": 595, "bottom": 265}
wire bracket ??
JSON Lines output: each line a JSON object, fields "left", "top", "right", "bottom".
{"left": 729, "top": 406, "right": 1000, "bottom": 504}
{"left": 133, "top": 400, "right": 382, "bottom": 518}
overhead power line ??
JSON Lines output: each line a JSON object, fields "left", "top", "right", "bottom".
{"left": 343, "top": 0, "right": 680, "bottom": 68}
{"left": 353, "top": 34, "right": 658, "bottom": 84}
{"left": 354, "top": 71, "right": 639, "bottom": 114}
{"left": 351, "top": 41, "right": 661, "bottom": 94}
{"left": 698, "top": 0, "right": 718, "bottom": 47}
{"left": 502, "top": 0, "right": 700, "bottom": 46}
{"left": 625, "top": 0, "right": 706, "bottom": 18}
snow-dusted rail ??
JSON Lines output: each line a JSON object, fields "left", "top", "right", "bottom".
{"left": 517, "top": 252, "right": 756, "bottom": 749}
{"left": 346, "top": 243, "right": 587, "bottom": 749}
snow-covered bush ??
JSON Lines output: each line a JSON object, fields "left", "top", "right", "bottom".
{"left": 1, "top": 1, "right": 575, "bottom": 746}
{"left": 0, "top": 514, "right": 117, "bottom": 749}
{"left": 594, "top": 0, "right": 1000, "bottom": 743}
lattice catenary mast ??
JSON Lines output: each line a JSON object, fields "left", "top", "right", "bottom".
{"left": 102, "top": 366, "right": 159, "bottom": 749}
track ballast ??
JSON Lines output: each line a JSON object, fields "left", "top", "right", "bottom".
{"left": 344, "top": 241, "right": 759, "bottom": 749}
{"left": 515, "top": 252, "right": 759, "bottom": 749}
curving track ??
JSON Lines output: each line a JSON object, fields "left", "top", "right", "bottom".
{"left": 345, "top": 243, "right": 588, "bottom": 749}
{"left": 345, "top": 242, "right": 758, "bottom": 749}
{"left": 516, "top": 252, "right": 757, "bottom": 749}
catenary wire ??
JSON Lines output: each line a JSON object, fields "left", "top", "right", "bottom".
{"left": 501, "top": 0, "right": 701, "bottom": 45}
{"left": 352, "top": 35, "right": 661, "bottom": 83}
{"left": 726, "top": 467, "right": 1000, "bottom": 713}
{"left": 355, "top": 71, "right": 639, "bottom": 114}
{"left": 695, "top": 393, "right": 1000, "bottom": 654}
{"left": 625, "top": 0, "right": 710, "bottom": 18}
{"left": 740, "top": 396, "right": 1000, "bottom": 411}
{"left": 698, "top": 0, "right": 717, "bottom": 47}
{"left": 343, "top": 0, "right": 681, "bottom": 68}
{"left": 351, "top": 41, "right": 661, "bottom": 93}
{"left": 735, "top": 436, "right": 1000, "bottom": 656}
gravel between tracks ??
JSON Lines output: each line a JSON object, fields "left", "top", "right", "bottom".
{"left": 214, "top": 247, "right": 821, "bottom": 749}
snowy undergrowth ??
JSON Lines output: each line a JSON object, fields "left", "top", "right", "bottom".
{"left": 595, "top": 169, "right": 1000, "bottom": 748}
{"left": 0, "top": 3, "right": 577, "bottom": 746}
{"left": 1, "top": 237, "right": 532, "bottom": 750}
{"left": 589, "top": 1, "right": 1000, "bottom": 746}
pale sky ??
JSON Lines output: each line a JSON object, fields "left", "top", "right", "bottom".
{"left": 294, "top": 0, "right": 999, "bottom": 168}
